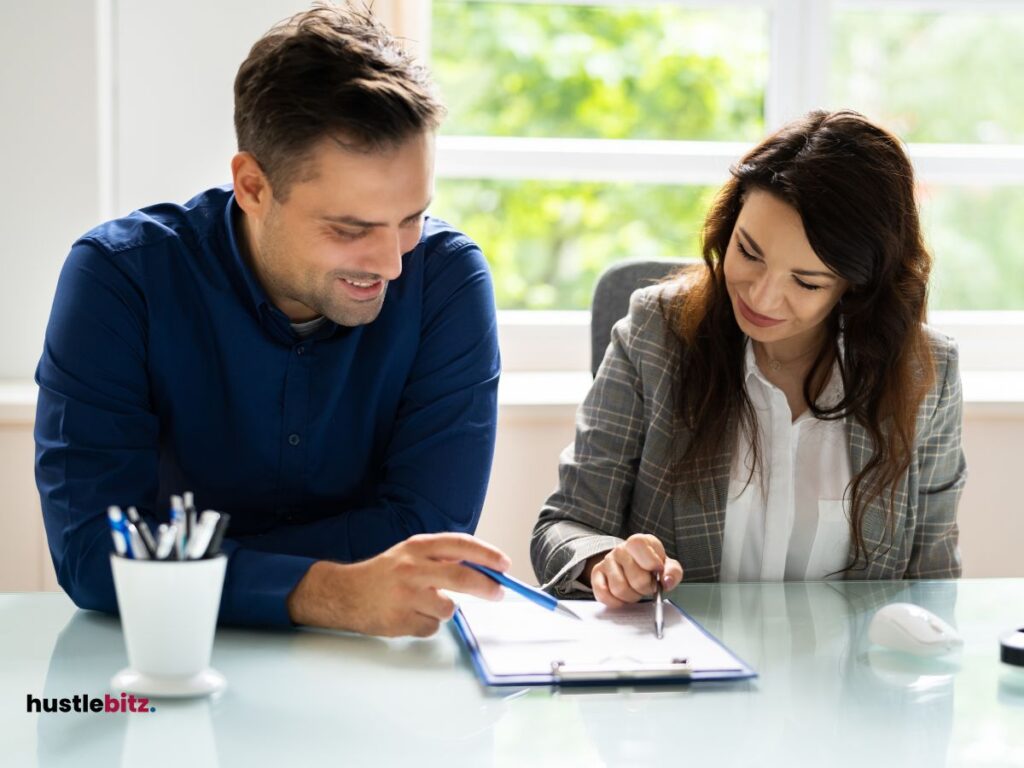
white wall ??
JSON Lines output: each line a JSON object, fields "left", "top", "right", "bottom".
{"left": 0, "top": 1, "right": 104, "bottom": 378}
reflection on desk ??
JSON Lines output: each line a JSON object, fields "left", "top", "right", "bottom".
{"left": 2, "top": 580, "right": 1021, "bottom": 767}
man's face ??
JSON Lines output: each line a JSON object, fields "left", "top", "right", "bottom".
{"left": 246, "top": 132, "right": 434, "bottom": 326}
{"left": 722, "top": 189, "right": 848, "bottom": 347}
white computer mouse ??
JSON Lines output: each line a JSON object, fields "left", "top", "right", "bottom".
{"left": 868, "top": 602, "right": 963, "bottom": 656}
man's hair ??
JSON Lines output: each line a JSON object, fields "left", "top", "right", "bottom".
{"left": 233, "top": 3, "right": 445, "bottom": 200}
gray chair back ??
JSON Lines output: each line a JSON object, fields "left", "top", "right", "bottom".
{"left": 590, "top": 258, "right": 690, "bottom": 376}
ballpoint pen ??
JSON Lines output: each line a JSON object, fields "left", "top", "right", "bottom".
{"left": 170, "top": 495, "right": 187, "bottom": 559}
{"left": 203, "top": 512, "right": 230, "bottom": 558}
{"left": 125, "top": 505, "right": 157, "bottom": 558}
{"left": 107, "top": 506, "right": 129, "bottom": 557}
{"left": 125, "top": 521, "right": 150, "bottom": 560}
{"left": 462, "top": 561, "right": 582, "bottom": 620}
{"left": 185, "top": 511, "right": 220, "bottom": 560}
{"left": 654, "top": 571, "right": 664, "bottom": 640}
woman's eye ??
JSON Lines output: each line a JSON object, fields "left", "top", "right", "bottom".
{"left": 795, "top": 278, "right": 824, "bottom": 292}
{"left": 737, "top": 241, "right": 758, "bottom": 262}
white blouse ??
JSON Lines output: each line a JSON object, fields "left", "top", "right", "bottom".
{"left": 720, "top": 339, "right": 853, "bottom": 582}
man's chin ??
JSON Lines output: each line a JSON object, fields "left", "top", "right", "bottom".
{"left": 322, "top": 295, "right": 387, "bottom": 327}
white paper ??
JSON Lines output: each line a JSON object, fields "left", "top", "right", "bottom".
{"left": 455, "top": 593, "right": 745, "bottom": 678}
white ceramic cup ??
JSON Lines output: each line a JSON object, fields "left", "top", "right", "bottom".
{"left": 110, "top": 554, "right": 227, "bottom": 697}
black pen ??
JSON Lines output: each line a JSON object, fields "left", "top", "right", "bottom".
{"left": 654, "top": 572, "right": 664, "bottom": 640}
{"left": 125, "top": 506, "right": 157, "bottom": 558}
{"left": 203, "top": 512, "right": 230, "bottom": 558}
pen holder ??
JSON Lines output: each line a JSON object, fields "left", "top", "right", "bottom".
{"left": 109, "top": 554, "right": 227, "bottom": 698}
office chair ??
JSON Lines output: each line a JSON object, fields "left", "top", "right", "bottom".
{"left": 590, "top": 258, "right": 692, "bottom": 377}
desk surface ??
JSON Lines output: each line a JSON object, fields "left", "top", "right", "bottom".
{"left": 2, "top": 580, "right": 1023, "bottom": 768}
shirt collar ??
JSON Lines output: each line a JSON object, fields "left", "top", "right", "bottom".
{"left": 223, "top": 191, "right": 275, "bottom": 317}
{"left": 743, "top": 335, "right": 846, "bottom": 409}
{"left": 222, "top": 191, "right": 341, "bottom": 343}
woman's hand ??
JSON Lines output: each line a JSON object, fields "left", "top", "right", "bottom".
{"left": 584, "top": 534, "right": 683, "bottom": 608}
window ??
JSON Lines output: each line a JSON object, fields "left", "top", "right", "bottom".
{"left": 420, "top": 0, "right": 1024, "bottom": 371}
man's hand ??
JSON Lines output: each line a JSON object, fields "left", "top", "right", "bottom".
{"left": 286, "top": 533, "right": 510, "bottom": 637}
{"left": 584, "top": 534, "right": 683, "bottom": 608}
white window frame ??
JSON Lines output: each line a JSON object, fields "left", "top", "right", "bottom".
{"left": 416, "top": 0, "right": 1024, "bottom": 373}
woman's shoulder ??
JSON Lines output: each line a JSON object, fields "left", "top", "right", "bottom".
{"left": 618, "top": 273, "right": 698, "bottom": 354}
{"left": 624, "top": 267, "right": 702, "bottom": 327}
{"left": 921, "top": 324, "right": 960, "bottom": 382}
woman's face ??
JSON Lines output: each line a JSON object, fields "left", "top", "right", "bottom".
{"left": 723, "top": 189, "right": 848, "bottom": 348}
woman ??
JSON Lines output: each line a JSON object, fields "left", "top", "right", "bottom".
{"left": 531, "top": 110, "right": 965, "bottom": 607}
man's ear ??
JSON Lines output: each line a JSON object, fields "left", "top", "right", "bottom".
{"left": 231, "top": 152, "right": 271, "bottom": 216}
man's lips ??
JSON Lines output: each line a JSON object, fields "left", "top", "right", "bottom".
{"left": 737, "top": 297, "right": 785, "bottom": 327}
{"left": 337, "top": 276, "right": 384, "bottom": 301}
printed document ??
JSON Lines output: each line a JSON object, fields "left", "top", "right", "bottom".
{"left": 455, "top": 593, "right": 746, "bottom": 678}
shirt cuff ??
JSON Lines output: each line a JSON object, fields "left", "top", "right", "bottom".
{"left": 217, "top": 542, "right": 317, "bottom": 628}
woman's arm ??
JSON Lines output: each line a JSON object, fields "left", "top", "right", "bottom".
{"left": 907, "top": 335, "right": 966, "bottom": 578}
{"left": 530, "top": 288, "right": 660, "bottom": 594}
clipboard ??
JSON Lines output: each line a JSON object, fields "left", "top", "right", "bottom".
{"left": 452, "top": 594, "right": 757, "bottom": 687}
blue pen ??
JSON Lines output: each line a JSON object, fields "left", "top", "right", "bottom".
{"left": 107, "top": 506, "right": 134, "bottom": 559}
{"left": 463, "top": 561, "right": 581, "bottom": 620}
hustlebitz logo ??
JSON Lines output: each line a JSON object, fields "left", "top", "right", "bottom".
{"left": 27, "top": 692, "right": 156, "bottom": 714}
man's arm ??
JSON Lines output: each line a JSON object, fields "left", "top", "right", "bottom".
{"left": 35, "top": 242, "right": 316, "bottom": 627}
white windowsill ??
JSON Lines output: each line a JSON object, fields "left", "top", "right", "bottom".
{"left": 5, "top": 371, "right": 1024, "bottom": 424}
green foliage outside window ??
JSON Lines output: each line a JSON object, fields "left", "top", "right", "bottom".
{"left": 431, "top": 1, "right": 765, "bottom": 310}
{"left": 430, "top": 2, "right": 1024, "bottom": 310}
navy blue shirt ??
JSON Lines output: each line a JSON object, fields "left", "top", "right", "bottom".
{"left": 35, "top": 186, "right": 500, "bottom": 627}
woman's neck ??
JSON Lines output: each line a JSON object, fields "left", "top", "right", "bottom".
{"left": 754, "top": 326, "right": 828, "bottom": 372}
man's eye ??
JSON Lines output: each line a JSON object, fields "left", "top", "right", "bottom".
{"left": 333, "top": 228, "right": 365, "bottom": 240}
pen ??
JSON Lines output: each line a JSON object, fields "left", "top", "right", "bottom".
{"left": 203, "top": 512, "right": 230, "bottom": 558}
{"left": 106, "top": 506, "right": 129, "bottom": 557}
{"left": 125, "top": 505, "right": 157, "bottom": 558}
{"left": 185, "top": 511, "right": 220, "bottom": 560}
{"left": 170, "top": 495, "right": 186, "bottom": 559}
{"left": 183, "top": 491, "right": 196, "bottom": 545}
{"left": 125, "top": 521, "right": 149, "bottom": 560}
{"left": 654, "top": 572, "right": 664, "bottom": 640}
{"left": 155, "top": 523, "right": 177, "bottom": 560}
{"left": 462, "top": 561, "right": 581, "bottom": 620}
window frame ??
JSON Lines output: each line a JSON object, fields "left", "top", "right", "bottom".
{"left": 421, "top": 0, "right": 1024, "bottom": 372}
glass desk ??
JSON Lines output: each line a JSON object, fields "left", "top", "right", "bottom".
{"left": 2, "top": 579, "right": 1022, "bottom": 767}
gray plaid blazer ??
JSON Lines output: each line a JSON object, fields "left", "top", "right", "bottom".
{"left": 531, "top": 283, "right": 966, "bottom": 595}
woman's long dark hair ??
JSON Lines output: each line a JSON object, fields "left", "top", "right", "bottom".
{"left": 665, "top": 109, "right": 935, "bottom": 572}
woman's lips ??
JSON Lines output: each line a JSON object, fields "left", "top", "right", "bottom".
{"left": 737, "top": 297, "right": 785, "bottom": 328}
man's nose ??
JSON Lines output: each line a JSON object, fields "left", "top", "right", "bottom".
{"left": 367, "top": 229, "right": 404, "bottom": 282}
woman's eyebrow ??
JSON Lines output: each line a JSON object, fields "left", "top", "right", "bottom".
{"left": 738, "top": 226, "right": 836, "bottom": 279}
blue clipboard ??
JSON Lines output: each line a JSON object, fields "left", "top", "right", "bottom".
{"left": 452, "top": 598, "right": 757, "bottom": 687}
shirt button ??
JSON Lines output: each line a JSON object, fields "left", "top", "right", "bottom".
{"left": 296, "top": 346, "right": 305, "bottom": 356}
{"left": 288, "top": 433, "right": 301, "bottom": 446}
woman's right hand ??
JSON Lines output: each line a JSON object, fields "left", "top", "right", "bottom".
{"left": 584, "top": 533, "right": 684, "bottom": 608}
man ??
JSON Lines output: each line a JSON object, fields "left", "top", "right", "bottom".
{"left": 34, "top": 5, "right": 508, "bottom": 637}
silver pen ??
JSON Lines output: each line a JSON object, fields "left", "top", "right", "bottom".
{"left": 654, "top": 571, "right": 664, "bottom": 639}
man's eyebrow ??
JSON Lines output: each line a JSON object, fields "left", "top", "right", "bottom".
{"left": 737, "top": 226, "right": 837, "bottom": 279}
{"left": 321, "top": 201, "right": 432, "bottom": 229}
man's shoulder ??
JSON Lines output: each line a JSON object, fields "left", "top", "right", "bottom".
{"left": 419, "top": 216, "right": 480, "bottom": 258}
{"left": 413, "top": 216, "right": 490, "bottom": 291}
{"left": 76, "top": 185, "right": 231, "bottom": 259}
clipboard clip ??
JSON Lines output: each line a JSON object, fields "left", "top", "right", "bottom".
{"left": 550, "top": 657, "right": 692, "bottom": 682}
